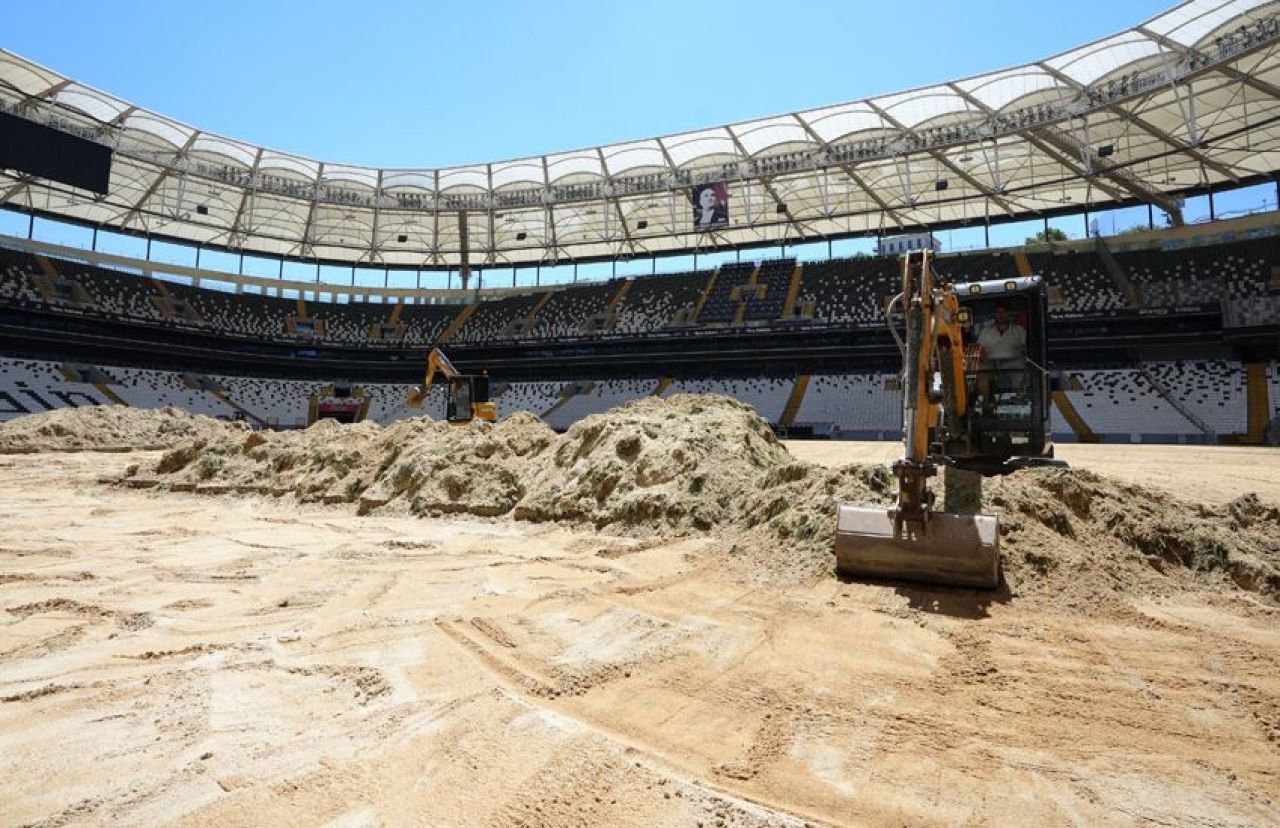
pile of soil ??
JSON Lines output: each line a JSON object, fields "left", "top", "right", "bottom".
{"left": 988, "top": 469, "right": 1280, "bottom": 609}
{"left": 101, "top": 395, "right": 1280, "bottom": 607}
{"left": 0, "top": 405, "right": 240, "bottom": 453}
{"left": 514, "top": 395, "right": 795, "bottom": 531}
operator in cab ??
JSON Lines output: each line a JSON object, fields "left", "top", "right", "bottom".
{"left": 976, "top": 302, "right": 1028, "bottom": 405}
{"left": 977, "top": 303, "right": 1027, "bottom": 368}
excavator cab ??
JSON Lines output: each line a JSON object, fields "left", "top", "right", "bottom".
{"left": 833, "top": 253, "right": 1060, "bottom": 590}
{"left": 445, "top": 374, "right": 494, "bottom": 424}
{"left": 942, "top": 277, "right": 1055, "bottom": 473}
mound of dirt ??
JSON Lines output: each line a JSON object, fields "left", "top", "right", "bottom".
{"left": 139, "top": 411, "right": 558, "bottom": 515}
{"left": 0, "top": 405, "right": 240, "bottom": 453}
{"left": 119, "top": 396, "right": 1280, "bottom": 608}
{"left": 988, "top": 468, "right": 1280, "bottom": 608}
{"left": 363, "top": 413, "right": 556, "bottom": 517}
{"left": 514, "top": 395, "right": 792, "bottom": 531}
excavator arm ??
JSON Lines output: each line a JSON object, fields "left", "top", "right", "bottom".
{"left": 891, "top": 251, "right": 971, "bottom": 528}
{"left": 409, "top": 348, "right": 462, "bottom": 407}
{"left": 423, "top": 348, "right": 462, "bottom": 388}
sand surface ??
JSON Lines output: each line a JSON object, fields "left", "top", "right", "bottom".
{"left": 3, "top": 447, "right": 1279, "bottom": 827}
{"left": 784, "top": 440, "right": 1280, "bottom": 504}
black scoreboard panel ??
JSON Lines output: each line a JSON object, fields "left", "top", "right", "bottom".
{"left": 0, "top": 110, "right": 112, "bottom": 195}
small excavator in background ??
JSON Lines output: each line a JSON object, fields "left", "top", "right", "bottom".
{"left": 408, "top": 347, "right": 497, "bottom": 425}
{"left": 834, "top": 249, "right": 1062, "bottom": 589}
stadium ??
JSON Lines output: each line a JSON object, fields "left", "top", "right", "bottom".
{"left": 1, "top": 0, "right": 1278, "bottom": 824}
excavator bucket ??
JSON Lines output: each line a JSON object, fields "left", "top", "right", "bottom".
{"left": 833, "top": 505, "right": 1000, "bottom": 589}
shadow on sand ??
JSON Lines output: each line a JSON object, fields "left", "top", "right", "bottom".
{"left": 837, "top": 570, "right": 1013, "bottom": 620}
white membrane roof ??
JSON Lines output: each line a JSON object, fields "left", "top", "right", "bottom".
{"left": 2, "top": 0, "right": 1280, "bottom": 268}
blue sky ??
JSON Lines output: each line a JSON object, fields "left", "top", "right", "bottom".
{"left": 9, "top": 0, "right": 1181, "bottom": 167}
{"left": 3, "top": 1, "right": 1276, "bottom": 285}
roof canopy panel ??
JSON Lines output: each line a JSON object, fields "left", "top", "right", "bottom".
{"left": 1, "top": 0, "right": 1278, "bottom": 270}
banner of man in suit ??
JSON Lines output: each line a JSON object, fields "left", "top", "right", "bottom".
{"left": 691, "top": 182, "right": 729, "bottom": 231}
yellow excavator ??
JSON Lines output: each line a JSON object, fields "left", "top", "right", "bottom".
{"left": 834, "top": 250, "right": 1061, "bottom": 589}
{"left": 408, "top": 347, "right": 497, "bottom": 424}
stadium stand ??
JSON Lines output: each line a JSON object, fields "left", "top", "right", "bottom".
{"left": 1225, "top": 294, "right": 1280, "bottom": 327}
{"left": 4, "top": 225, "right": 1280, "bottom": 346}
{"left": 795, "top": 257, "right": 897, "bottom": 325}
{"left": 933, "top": 252, "right": 1021, "bottom": 284}
{"left": 323, "top": 299, "right": 393, "bottom": 344}
{"left": 0, "top": 352, "right": 1266, "bottom": 444}
{"left": 495, "top": 381, "right": 565, "bottom": 419}
{"left": 164, "top": 281, "right": 293, "bottom": 339}
{"left": 1269, "top": 361, "right": 1280, "bottom": 423}
{"left": 612, "top": 270, "right": 708, "bottom": 333}
{"left": 742, "top": 259, "right": 795, "bottom": 322}
{"left": 108, "top": 367, "right": 234, "bottom": 418}
{"left": 400, "top": 302, "right": 464, "bottom": 344}
{"left": 452, "top": 293, "right": 542, "bottom": 343}
{"left": 793, "top": 373, "right": 902, "bottom": 438}
{"left": 1062, "top": 368, "right": 1202, "bottom": 441}
{"left": 527, "top": 280, "right": 619, "bottom": 339}
{"left": 211, "top": 375, "right": 320, "bottom": 427}
{"left": 1145, "top": 359, "right": 1247, "bottom": 435}
{"left": 1026, "top": 249, "right": 1128, "bottom": 314}
{"left": 365, "top": 383, "right": 437, "bottom": 424}
{"left": 0, "top": 248, "right": 43, "bottom": 305}
{"left": 697, "top": 262, "right": 757, "bottom": 325}
{"left": 1121, "top": 236, "right": 1276, "bottom": 307}
{"left": 543, "top": 378, "right": 658, "bottom": 430}
{"left": 0, "top": 357, "right": 110, "bottom": 420}
{"left": 35, "top": 259, "right": 165, "bottom": 321}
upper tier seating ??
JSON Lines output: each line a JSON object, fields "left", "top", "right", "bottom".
{"left": 933, "top": 252, "right": 1021, "bottom": 284}
{"left": 742, "top": 259, "right": 796, "bottom": 322}
{"left": 452, "top": 293, "right": 542, "bottom": 343}
{"left": 57, "top": 262, "right": 163, "bottom": 321}
{"left": 527, "top": 281, "right": 619, "bottom": 339}
{"left": 400, "top": 302, "right": 463, "bottom": 344}
{"left": 612, "top": 270, "right": 709, "bottom": 333}
{"left": 1025, "top": 250, "right": 1127, "bottom": 314}
{"left": 1120, "top": 236, "right": 1277, "bottom": 307}
{"left": 795, "top": 257, "right": 898, "bottom": 325}
{"left": 160, "top": 281, "right": 294, "bottom": 339}
{"left": 697, "top": 262, "right": 757, "bottom": 325}
{"left": 2, "top": 228, "right": 1278, "bottom": 347}
{"left": 323, "top": 299, "right": 394, "bottom": 344}
{"left": 0, "top": 249, "right": 44, "bottom": 305}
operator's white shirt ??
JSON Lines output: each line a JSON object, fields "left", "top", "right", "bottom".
{"left": 977, "top": 322, "right": 1027, "bottom": 362}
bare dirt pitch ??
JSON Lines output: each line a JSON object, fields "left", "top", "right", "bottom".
{"left": 1, "top": 399, "right": 1278, "bottom": 827}
{"left": 785, "top": 440, "right": 1280, "bottom": 505}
